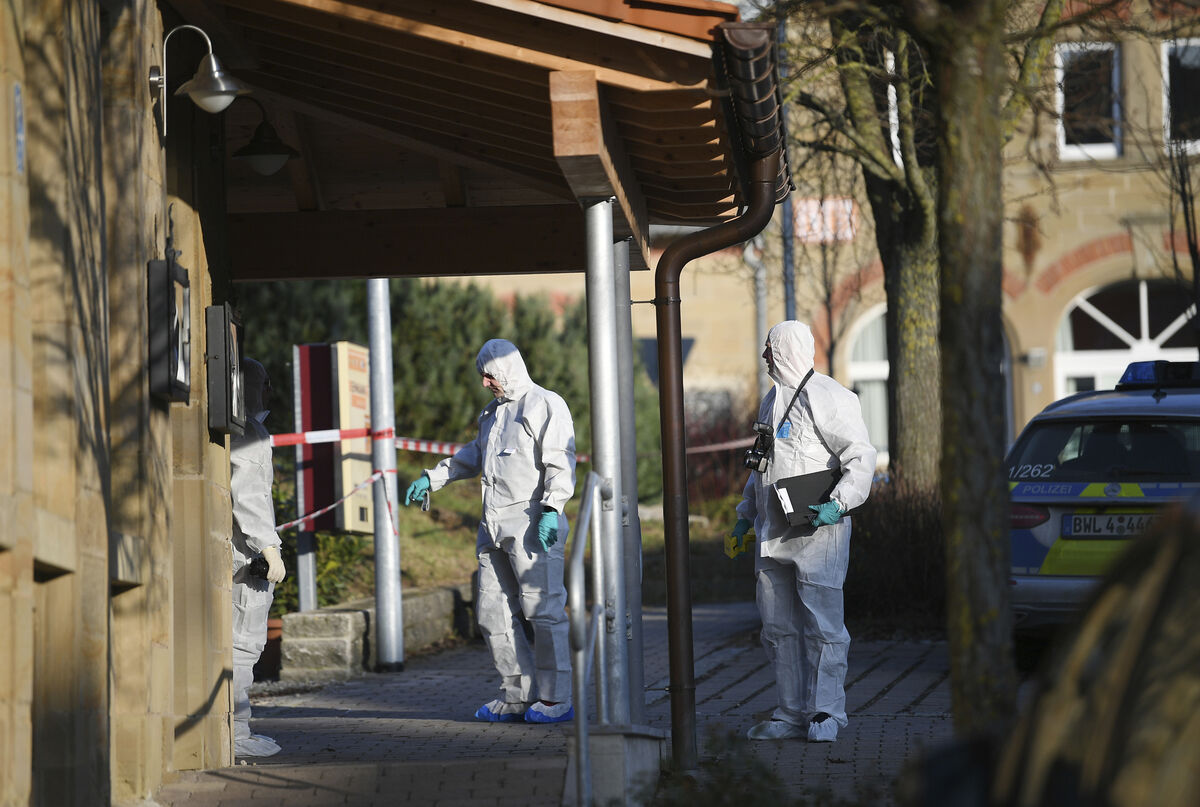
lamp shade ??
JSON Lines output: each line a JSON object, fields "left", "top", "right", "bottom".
{"left": 176, "top": 53, "right": 250, "bottom": 114}
{"left": 233, "top": 119, "right": 300, "bottom": 176}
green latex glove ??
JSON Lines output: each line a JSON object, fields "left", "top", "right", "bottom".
{"left": 725, "top": 518, "right": 753, "bottom": 559}
{"left": 537, "top": 509, "right": 560, "bottom": 551}
{"left": 404, "top": 474, "right": 431, "bottom": 506}
{"left": 809, "top": 500, "right": 844, "bottom": 527}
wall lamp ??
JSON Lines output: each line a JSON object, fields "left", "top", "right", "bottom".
{"left": 232, "top": 97, "right": 300, "bottom": 176}
{"left": 149, "top": 24, "right": 250, "bottom": 136}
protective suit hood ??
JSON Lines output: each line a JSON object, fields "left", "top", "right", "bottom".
{"left": 476, "top": 339, "right": 532, "bottom": 402}
{"left": 767, "top": 321, "right": 815, "bottom": 388}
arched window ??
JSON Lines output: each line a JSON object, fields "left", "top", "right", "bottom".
{"left": 848, "top": 306, "right": 1017, "bottom": 463}
{"left": 847, "top": 306, "right": 889, "bottom": 462}
{"left": 1054, "top": 279, "right": 1198, "bottom": 397}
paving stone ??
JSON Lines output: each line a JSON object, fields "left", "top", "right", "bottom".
{"left": 153, "top": 603, "right": 954, "bottom": 807}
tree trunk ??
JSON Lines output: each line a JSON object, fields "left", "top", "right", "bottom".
{"left": 887, "top": 237, "right": 940, "bottom": 488}
{"left": 930, "top": 12, "right": 1017, "bottom": 734}
{"left": 865, "top": 176, "right": 941, "bottom": 490}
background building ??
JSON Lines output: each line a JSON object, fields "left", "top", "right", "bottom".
{"left": 463, "top": 6, "right": 1198, "bottom": 466}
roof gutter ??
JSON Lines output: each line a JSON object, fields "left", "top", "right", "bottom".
{"left": 652, "top": 21, "right": 791, "bottom": 772}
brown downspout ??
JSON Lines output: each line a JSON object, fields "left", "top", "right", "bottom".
{"left": 653, "top": 149, "right": 782, "bottom": 770}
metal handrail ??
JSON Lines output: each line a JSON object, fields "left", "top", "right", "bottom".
{"left": 568, "top": 470, "right": 611, "bottom": 807}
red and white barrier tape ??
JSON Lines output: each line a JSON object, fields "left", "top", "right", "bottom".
{"left": 271, "top": 427, "right": 392, "bottom": 447}
{"left": 685, "top": 436, "right": 755, "bottom": 454}
{"left": 276, "top": 469, "right": 395, "bottom": 534}
{"left": 395, "top": 436, "right": 468, "bottom": 455}
{"left": 271, "top": 427, "right": 466, "bottom": 455}
{"left": 272, "top": 430, "right": 753, "bottom": 535}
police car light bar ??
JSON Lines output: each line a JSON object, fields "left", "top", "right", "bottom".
{"left": 1116, "top": 360, "right": 1200, "bottom": 390}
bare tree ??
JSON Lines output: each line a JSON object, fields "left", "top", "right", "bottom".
{"left": 789, "top": 146, "right": 875, "bottom": 374}
{"left": 771, "top": 5, "right": 943, "bottom": 489}
{"left": 755, "top": 0, "right": 1073, "bottom": 733}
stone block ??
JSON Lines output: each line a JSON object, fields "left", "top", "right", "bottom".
{"left": 278, "top": 584, "right": 476, "bottom": 681}
{"left": 171, "top": 408, "right": 207, "bottom": 477}
{"left": 279, "top": 665, "right": 358, "bottom": 683}
{"left": 281, "top": 637, "right": 363, "bottom": 672}
{"left": 283, "top": 610, "right": 365, "bottom": 639}
{"left": 0, "top": 79, "right": 14, "bottom": 178}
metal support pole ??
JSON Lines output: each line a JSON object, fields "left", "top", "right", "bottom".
{"left": 613, "top": 238, "right": 646, "bottom": 723}
{"left": 292, "top": 345, "right": 318, "bottom": 612}
{"left": 584, "top": 197, "right": 630, "bottom": 724}
{"left": 779, "top": 18, "right": 796, "bottom": 322}
{"left": 744, "top": 237, "right": 771, "bottom": 400}
{"left": 368, "top": 278, "right": 404, "bottom": 671}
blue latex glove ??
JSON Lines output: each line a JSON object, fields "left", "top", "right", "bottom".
{"left": 404, "top": 474, "right": 431, "bottom": 507}
{"left": 537, "top": 509, "right": 559, "bottom": 551}
{"left": 725, "top": 518, "right": 753, "bottom": 559}
{"left": 809, "top": 500, "right": 844, "bottom": 527}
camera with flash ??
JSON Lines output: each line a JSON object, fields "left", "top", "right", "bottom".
{"left": 743, "top": 421, "right": 775, "bottom": 473}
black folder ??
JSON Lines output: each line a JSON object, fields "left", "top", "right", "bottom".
{"left": 772, "top": 468, "right": 853, "bottom": 528}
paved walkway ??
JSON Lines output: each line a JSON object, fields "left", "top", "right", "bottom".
{"left": 153, "top": 603, "right": 954, "bottom": 806}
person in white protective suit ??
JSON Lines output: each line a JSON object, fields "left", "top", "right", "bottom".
{"left": 403, "top": 339, "right": 576, "bottom": 724}
{"left": 230, "top": 358, "right": 287, "bottom": 757}
{"left": 730, "top": 321, "right": 876, "bottom": 742}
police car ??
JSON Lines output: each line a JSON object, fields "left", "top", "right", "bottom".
{"left": 1006, "top": 360, "right": 1200, "bottom": 631}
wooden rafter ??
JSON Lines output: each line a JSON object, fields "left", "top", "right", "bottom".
{"left": 223, "top": 3, "right": 552, "bottom": 95}
{"left": 224, "top": 0, "right": 708, "bottom": 91}
{"left": 250, "top": 86, "right": 574, "bottom": 199}
{"left": 550, "top": 70, "right": 650, "bottom": 269}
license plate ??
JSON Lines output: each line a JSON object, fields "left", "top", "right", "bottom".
{"left": 1063, "top": 513, "right": 1159, "bottom": 538}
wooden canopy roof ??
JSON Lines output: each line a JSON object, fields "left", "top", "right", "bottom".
{"left": 178, "top": 0, "right": 779, "bottom": 278}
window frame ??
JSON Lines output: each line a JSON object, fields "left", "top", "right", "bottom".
{"left": 1161, "top": 38, "right": 1200, "bottom": 155}
{"left": 1055, "top": 41, "right": 1122, "bottom": 162}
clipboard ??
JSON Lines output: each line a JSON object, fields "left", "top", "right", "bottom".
{"left": 772, "top": 468, "right": 854, "bottom": 528}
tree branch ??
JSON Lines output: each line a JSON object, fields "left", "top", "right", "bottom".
{"left": 1002, "top": 0, "right": 1066, "bottom": 142}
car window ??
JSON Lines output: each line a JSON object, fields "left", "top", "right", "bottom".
{"left": 1007, "top": 419, "right": 1200, "bottom": 482}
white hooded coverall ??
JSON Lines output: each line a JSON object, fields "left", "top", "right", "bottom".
{"left": 230, "top": 358, "right": 282, "bottom": 756}
{"left": 736, "top": 322, "right": 876, "bottom": 729}
{"left": 424, "top": 339, "right": 575, "bottom": 704}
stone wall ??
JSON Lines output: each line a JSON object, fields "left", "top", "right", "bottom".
{"left": 0, "top": 1, "right": 236, "bottom": 804}
{"left": 24, "top": 0, "right": 113, "bottom": 801}
{"left": 281, "top": 584, "right": 475, "bottom": 681}
{"left": 0, "top": 0, "right": 35, "bottom": 804}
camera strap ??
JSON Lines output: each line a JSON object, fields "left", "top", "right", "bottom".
{"left": 776, "top": 369, "right": 815, "bottom": 435}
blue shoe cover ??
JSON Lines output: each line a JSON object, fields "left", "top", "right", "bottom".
{"left": 524, "top": 701, "right": 574, "bottom": 723}
{"left": 475, "top": 699, "right": 526, "bottom": 722}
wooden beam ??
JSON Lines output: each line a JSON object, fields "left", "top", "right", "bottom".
{"left": 629, "top": 152, "right": 726, "bottom": 178}
{"left": 246, "top": 81, "right": 571, "bottom": 196}
{"left": 243, "top": 36, "right": 552, "bottom": 118}
{"left": 605, "top": 85, "right": 713, "bottom": 112}
{"left": 241, "top": 60, "right": 550, "bottom": 140}
{"left": 550, "top": 70, "right": 651, "bottom": 270}
{"left": 523, "top": 0, "right": 739, "bottom": 41}
{"left": 223, "top": 1, "right": 552, "bottom": 94}
{"left": 617, "top": 120, "right": 722, "bottom": 148}
{"left": 228, "top": 206, "right": 591, "bottom": 280}
{"left": 470, "top": 0, "right": 718, "bottom": 55}
{"left": 222, "top": 0, "right": 701, "bottom": 91}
